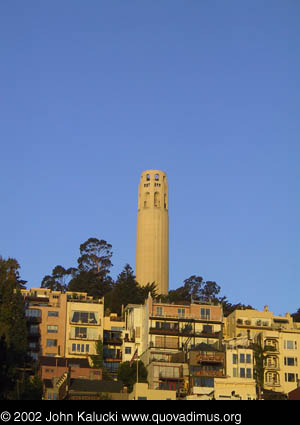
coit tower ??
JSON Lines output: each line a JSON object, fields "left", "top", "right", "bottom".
{"left": 136, "top": 170, "right": 169, "bottom": 295}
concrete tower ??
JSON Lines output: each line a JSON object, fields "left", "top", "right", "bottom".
{"left": 136, "top": 170, "right": 169, "bottom": 295}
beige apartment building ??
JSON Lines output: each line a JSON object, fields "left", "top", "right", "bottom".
{"left": 22, "top": 288, "right": 67, "bottom": 360}
{"left": 124, "top": 294, "right": 224, "bottom": 393}
{"left": 103, "top": 313, "right": 125, "bottom": 376}
{"left": 22, "top": 289, "right": 104, "bottom": 362}
{"left": 225, "top": 306, "right": 300, "bottom": 395}
{"left": 65, "top": 292, "right": 104, "bottom": 358}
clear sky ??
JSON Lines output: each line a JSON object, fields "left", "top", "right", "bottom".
{"left": 1, "top": 1, "right": 299, "bottom": 316}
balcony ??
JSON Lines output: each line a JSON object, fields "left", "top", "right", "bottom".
{"left": 196, "top": 353, "right": 224, "bottom": 363}
{"left": 265, "top": 363, "right": 280, "bottom": 371}
{"left": 192, "top": 369, "right": 224, "bottom": 378}
{"left": 150, "top": 327, "right": 179, "bottom": 336}
{"left": 264, "top": 344, "right": 279, "bottom": 353}
{"left": 159, "top": 371, "right": 183, "bottom": 380}
{"left": 26, "top": 316, "right": 42, "bottom": 324}
{"left": 28, "top": 332, "right": 41, "bottom": 341}
{"left": 69, "top": 333, "right": 99, "bottom": 341}
{"left": 25, "top": 295, "right": 49, "bottom": 303}
{"left": 103, "top": 338, "right": 122, "bottom": 345}
{"left": 149, "top": 343, "right": 179, "bottom": 350}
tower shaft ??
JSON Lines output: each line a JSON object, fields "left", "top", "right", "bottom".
{"left": 136, "top": 170, "right": 169, "bottom": 295}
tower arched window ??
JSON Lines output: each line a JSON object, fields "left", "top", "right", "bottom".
{"left": 154, "top": 192, "right": 160, "bottom": 208}
{"left": 144, "top": 192, "right": 150, "bottom": 208}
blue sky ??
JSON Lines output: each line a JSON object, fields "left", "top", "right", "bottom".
{"left": 1, "top": 1, "right": 299, "bottom": 316}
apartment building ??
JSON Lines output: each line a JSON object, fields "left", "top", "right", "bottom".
{"left": 214, "top": 336, "right": 256, "bottom": 400}
{"left": 65, "top": 292, "right": 104, "bottom": 359}
{"left": 124, "top": 294, "right": 224, "bottom": 393}
{"left": 22, "top": 289, "right": 104, "bottom": 362}
{"left": 103, "top": 314, "right": 125, "bottom": 376}
{"left": 22, "top": 288, "right": 67, "bottom": 360}
{"left": 225, "top": 306, "right": 300, "bottom": 395}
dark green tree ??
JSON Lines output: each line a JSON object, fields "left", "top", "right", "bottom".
{"left": 41, "top": 265, "right": 76, "bottom": 292}
{"left": 77, "top": 238, "right": 113, "bottom": 274}
{"left": 117, "top": 360, "right": 148, "bottom": 393}
{"left": 291, "top": 308, "right": 300, "bottom": 322}
{"left": 68, "top": 238, "right": 113, "bottom": 298}
{"left": 0, "top": 257, "right": 28, "bottom": 399}
{"left": 105, "top": 265, "right": 157, "bottom": 315}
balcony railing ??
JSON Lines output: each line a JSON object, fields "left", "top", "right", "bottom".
{"left": 192, "top": 369, "right": 224, "bottom": 378}
{"left": 159, "top": 371, "right": 183, "bottom": 380}
{"left": 103, "top": 338, "right": 123, "bottom": 345}
{"left": 265, "top": 363, "right": 280, "bottom": 370}
{"left": 26, "top": 316, "right": 42, "bottom": 324}
{"left": 69, "top": 333, "right": 99, "bottom": 341}
{"left": 149, "top": 328, "right": 221, "bottom": 339}
{"left": 196, "top": 353, "right": 224, "bottom": 363}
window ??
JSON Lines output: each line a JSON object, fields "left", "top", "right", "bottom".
{"left": 155, "top": 174, "right": 159, "bottom": 180}
{"left": 46, "top": 339, "right": 57, "bottom": 347}
{"left": 156, "top": 307, "right": 163, "bottom": 316}
{"left": 75, "top": 327, "right": 87, "bottom": 338}
{"left": 246, "top": 368, "right": 252, "bottom": 378}
{"left": 125, "top": 347, "right": 132, "bottom": 354}
{"left": 144, "top": 192, "right": 150, "bottom": 208}
{"left": 29, "top": 324, "right": 39, "bottom": 334}
{"left": 48, "top": 311, "right": 59, "bottom": 317}
{"left": 284, "top": 340, "right": 297, "bottom": 350}
{"left": 178, "top": 308, "right": 185, "bottom": 318}
{"left": 71, "top": 311, "right": 97, "bottom": 324}
{"left": 233, "top": 368, "right": 237, "bottom": 377}
{"left": 284, "top": 357, "right": 297, "bottom": 366}
{"left": 232, "top": 354, "right": 237, "bottom": 364}
{"left": 25, "top": 309, "right": 41, "bottom": 318}
{"left": 203, "top": 325, "right": 213, "bottom": 334}
{"left": 285, "top": 373, "right": 298, "bottom": 382}
{"left": 240, "top": 354, "right": 245, "bottom": 363}
{"left": 201, "top": 308, "right": 210, "bottom": 320}
{"left": 146, "top": 174, "right": 150, "bottom": 181}
{"left": 246, "top": 354, "right": 251, "bottom": 363}
{"left": 194, "top": 377, "right": 214, "bottom": 388}
{"left": 154, "top": 192, "right": 160, "bottom": 207}
{"left": 47, "top": 325, "right": 58, "bottom": 333}
{"left": 240, "top": 368, "right": 245, "bottom": 378}
{"left": 138, "top": 397, "right": 147, "bottom": 400}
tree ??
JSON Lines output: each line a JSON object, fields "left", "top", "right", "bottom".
{"left": 104, "top": 265, "right": 157, "bottom": 315}
{"left": 90, "top": 339, "right": 113, "bottom": 381}
{"left": 291, "top": 308, "right": 300, "bottom": 322}
{"left": 0, "top": 257, "right": 28, "bottom": 399}
{"left": 117, "top": 360, "right": 148, "bottom": 393}
{"left": 77, "top": 238, "right": 113, "bottom": 274}
{"left": 160, "top": 275, "right": 220, "bottom": 304}
{"left": 41, "top": 238, "right": 114, "bottom": 299}
{"left": 41, "top": 265, "right": 75, "bottom": 292}
{"left": 251, "top": 340, "right": 276, "bottom": 400}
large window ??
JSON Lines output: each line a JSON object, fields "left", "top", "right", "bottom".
{"left": 71, "top": 343, "right": 90, "bottom": 354}
{"left": 25, "top": 309, "right": 41, "bottom": 318}
{"left": 194, "top": 377, "right": 214, "bottom": 388}
{"left": 71, "top": 311, "right": 98, "bottom": 324}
